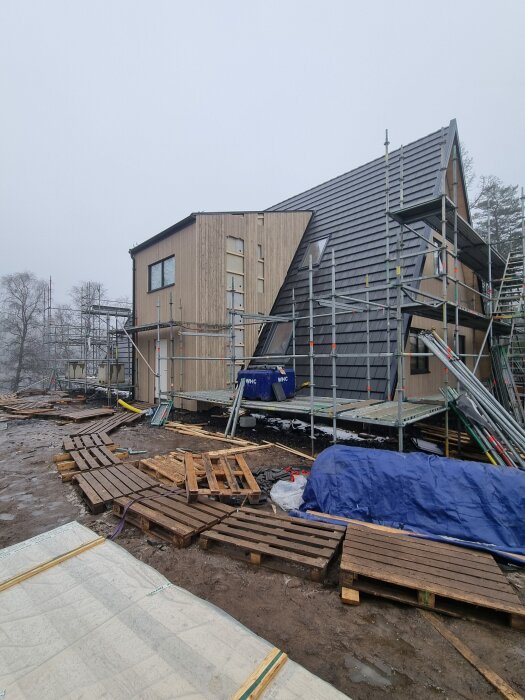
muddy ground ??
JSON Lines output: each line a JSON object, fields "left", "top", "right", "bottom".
{"left": 1, "top": 411, "right": 524, "bottom": 699}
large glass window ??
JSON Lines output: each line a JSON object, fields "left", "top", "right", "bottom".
{"left": 149, "top": 256, "right": 175, "bottom": 291}
{"left": 409, "top": 330, "right": 429, "bottom": 374}
{"left": 300, "top": 238, "right": 328, "bottom": 268}
{"left": 266, "top": 322, "right": 293, "bottom": 356}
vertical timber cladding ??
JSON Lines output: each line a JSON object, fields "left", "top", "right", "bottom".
{"left": 406, "top": 140, "right": 489, "bottom": 397}
{"left": 195, "top": 212, "right": 312, "bottom": 391}
{"left": 132, "top": 212, "right": 311, "bottom": 403}
{"left": 133, "top": 219, "right": 199, "bottom": 403}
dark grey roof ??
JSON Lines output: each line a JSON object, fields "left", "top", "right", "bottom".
{"left": 254, "top": 121, "right": 461, "bottom": 400}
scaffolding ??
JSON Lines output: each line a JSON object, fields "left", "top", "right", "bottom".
{"left": 128, "top": 131, "right": 520, "bottom": 456}
{"left": 42, "top": 280, "right": 133, "bottom": 403}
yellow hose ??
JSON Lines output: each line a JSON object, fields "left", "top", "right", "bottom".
{"left": 117, "top": 398, "right": 143, "bottom": 414}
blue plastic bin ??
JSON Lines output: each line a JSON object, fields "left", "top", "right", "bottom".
{"left": 237, "top": 367, "right": 295, "bottom": 401}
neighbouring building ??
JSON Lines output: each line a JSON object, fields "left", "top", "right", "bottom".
{"left": 129, "top": 211, "right": 311, "bottom": 404}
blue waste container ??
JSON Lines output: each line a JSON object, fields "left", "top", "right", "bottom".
{"left": 237, "top": 367, "right": 295, "bottom": 401}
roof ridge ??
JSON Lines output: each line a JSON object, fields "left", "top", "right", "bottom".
{"left": 267, "top": 124, "right": 450, "bottom": 211}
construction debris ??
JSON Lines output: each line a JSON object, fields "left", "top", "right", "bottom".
{"left": 420, "top": 330, "right": 525, "bottom": 467}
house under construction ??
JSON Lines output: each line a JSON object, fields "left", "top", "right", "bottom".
{"left": 124, "top": 119, "right": 525, "bottom": 451}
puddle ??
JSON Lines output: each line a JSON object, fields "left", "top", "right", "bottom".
{"left": 0, "top": 513, "right": 15, "bottom": 521}
{"left": 344, "top": 654, "right": 392, "bottom": 688}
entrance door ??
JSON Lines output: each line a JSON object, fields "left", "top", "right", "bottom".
{"left": 154, "top": 339, "right": 168, "bottom": 400}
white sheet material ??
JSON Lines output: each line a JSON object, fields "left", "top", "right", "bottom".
{"left": 0, "top": 522, "right": 348, "bottom": 699}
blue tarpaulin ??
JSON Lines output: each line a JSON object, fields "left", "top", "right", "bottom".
{"left": 298, "top": 446, "right": 525, "bottom": 561}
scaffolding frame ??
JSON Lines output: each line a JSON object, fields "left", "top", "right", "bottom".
{"left": 128, "top": 131, "right": 518, "bottom": 455}
{"left": 42, "top": 280, "right": 133, "bottom": 403}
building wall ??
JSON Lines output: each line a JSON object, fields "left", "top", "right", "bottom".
{"left": 132, "top": 211, "right": 311, "bottom": 403}
{"left": 405, "top": 147, "right": 490, "bottom": 397}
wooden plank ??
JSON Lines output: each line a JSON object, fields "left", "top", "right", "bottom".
{"left": 201, "top": 529, "right": 327, "bottom": 569}
{"left": 231, "top": 647, "right": 288, "bottom": 700}
{"left": 226, "top": 514, "right": 343, "bottom": 549}
{"left": 69, "top": 451, "right": 89, "bottom": 471}
{"left": 210, "top": 521, "right": 335, "bottom": 559}
{"left": 184, "top": 453, "right": 199, "bottom": 501}
{"left": 202, "top": 454, "right": 221, "bottom": 496}
{"left": 78, "top": 448, "right": 100, "bottom": 471}
{"left": 219, "top": 456, "right": 241, "bottom": 494}
{"left": 98, "top": 445, "right": 121, "bottom": 465}
{"left": 340, "top": 557, "right": 525, "bottom": 616}
{"left": 420, "top": 611, "right": 524, "bottom": 700}
{"left": 234, "top": 454, "right": 261, "bottom": 495}
{"left": 345, "top": 534, "right": 510, "bottom": 582}
{"left": 264, "top": 441, "right": 315, "bottom": 461}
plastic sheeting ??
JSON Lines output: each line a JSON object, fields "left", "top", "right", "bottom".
{"left": 0, "top": 522, "right": 348, "bottom": 699}
{"left": 299, "top": 446, "right": 525, "bottom": 560}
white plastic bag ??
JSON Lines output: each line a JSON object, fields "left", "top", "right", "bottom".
{"left": 270, "top": 475, "right": 307, "bottom": 511}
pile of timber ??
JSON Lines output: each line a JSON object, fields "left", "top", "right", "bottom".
{"left": 165, "top": 421, "right": 255, "bottom": 446}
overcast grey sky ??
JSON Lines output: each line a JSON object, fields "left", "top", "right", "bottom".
{"left": 1, "top": 0, "right": 523, "bottom": 304}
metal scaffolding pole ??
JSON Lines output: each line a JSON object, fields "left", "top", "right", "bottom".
{"left": 292, "top": 288, "right": 296, "bottom": 378}
{"left": 396, "top": 145, "right": 405, "bottom": 452}
{"left": 156, "top": 297, "right": 161, "bottom": 406}
{"left": 440, "top": 129, "right": 450, "bottom": 456}
{"left": 331, "top": 250, "right": 338, "bottom": 443}
{"left": 308, "top": 256, "right": 315, "bottom": 456}
{"left": 384, "top": 129, "right": 392, "bottom": 400}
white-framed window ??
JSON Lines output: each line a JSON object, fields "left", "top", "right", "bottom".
{"left": 432, "top": 237, "right": 444, "bottom": 276}
{"left": 149, "top": 255, "right": 175, "bottom": 291}
{"left": 300, "top": 238, "right": 328, "bottom": 268}
{"left": 257, "top": 245, "right": 265, "bottom": 294}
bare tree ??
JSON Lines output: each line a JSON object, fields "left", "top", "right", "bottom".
{"left": 0, "top": 272, "right": 46, "bottom": 391}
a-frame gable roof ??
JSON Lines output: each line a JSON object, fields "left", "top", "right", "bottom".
{"left": 256, "top": 122, "right": 454, "bottom": 400}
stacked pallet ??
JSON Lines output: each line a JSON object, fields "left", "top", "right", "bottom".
{"left": 185, "top": 452, "right": 261, "bottom": 504}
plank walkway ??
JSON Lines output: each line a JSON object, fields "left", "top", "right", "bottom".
{"left": 113, "top": 486, "right": 234, "bottom": 547}
{"left": 340, "top": 523, "right": 525, "bottom": 628}
{"left": 200, "top": 508, "right": 346, "bottom": 581}
{"left": 70, "top": 411, "right": 143, "bottom": 436}
{"left": 185, "top": 453, "right": 261, "bottom": 504}
{"left": 72, "top": 463, "right": 159, "bottom": 513}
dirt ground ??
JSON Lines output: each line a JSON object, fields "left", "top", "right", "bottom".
{"left": 1, "top": 412, "right": 525, "bottom": 699}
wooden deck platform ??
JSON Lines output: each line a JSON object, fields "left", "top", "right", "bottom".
{"left": 340, "top": 523, "right": 525, "bottom": 628}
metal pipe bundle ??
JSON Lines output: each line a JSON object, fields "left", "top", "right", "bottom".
{"left": 421, "top": 330, "right": 525, "bottom": 468}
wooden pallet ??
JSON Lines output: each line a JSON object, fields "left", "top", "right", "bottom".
{"left": 72, "top": 463, "right": 159, "bottom": 513}
{"left": 70, "top": 411, "right": 143, "bottom": 436}
{"left": 113, "top": 485, "right": 235, "bottom": 547}
{"left": 62, "top": 432, "right": 114, "bottom": 451}
{"left": 200, "top": 508, "right": 346, "bottom": 581}
{"left": 340, "top": 523, "right": 525, "bottom": 629}
{"left": 59, "top": 407, "right": 115, "bottom": 422}
{"left": 138, "top": 452, "right": 199, "bottom": 485}
{"left": 55, "top": 443, "right": 126, "bottom": 482}
{"left": 185, "top": 453, "right": 261, "bottom": 504}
